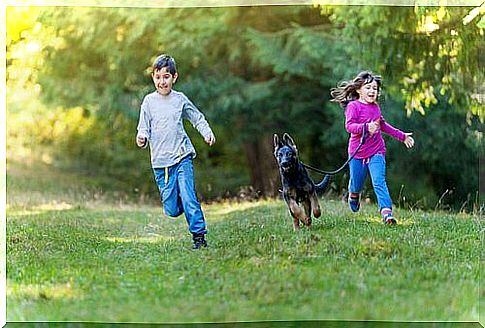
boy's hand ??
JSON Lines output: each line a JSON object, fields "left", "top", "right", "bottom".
{"left": 205, "top": 134, "right": 216, "bottom": 146}
{"left": 367, "top": 119, "right": 380, "bottom": 135}
{"left": 136, "top": 135, "right": 147, "bottom": 148}
{"left": 404, "top": 133, "right": 414, "bottom": 148}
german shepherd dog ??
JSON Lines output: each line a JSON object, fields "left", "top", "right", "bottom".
{"left": 274, "top": 133, "right": 331, "bottom": 230}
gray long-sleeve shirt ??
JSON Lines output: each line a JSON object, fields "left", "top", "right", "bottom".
{"left": 136, "top": 90, "right": 214, "bottom": 168}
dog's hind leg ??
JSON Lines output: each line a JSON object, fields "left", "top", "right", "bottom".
{"left": 310, "top": 192, "right": 321, "bottom": 218}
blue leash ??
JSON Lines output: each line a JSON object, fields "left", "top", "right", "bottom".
{"left": 302, "top": 125, "right": 367, "bottom": 176}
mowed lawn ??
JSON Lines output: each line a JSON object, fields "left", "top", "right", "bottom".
{"left": 6, "top": 162, "right": 481, "bottom": 323}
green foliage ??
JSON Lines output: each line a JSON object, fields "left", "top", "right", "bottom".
{"left": 6, "top": 5, "right": 482, "bottom": 209}
{"left": 386, "top": 98, "right": 481, "bottom": 211}
{"left": 318, "top": 5, "right": 484, "bottom": 117}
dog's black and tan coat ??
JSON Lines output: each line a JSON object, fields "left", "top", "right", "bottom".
{"left": 274, "top": 133, "right": 331, "bottom": 230}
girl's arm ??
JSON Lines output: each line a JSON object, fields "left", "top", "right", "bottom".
{"left": 379, "top": 116, "right": 406, "bottom": 142}
{"left": 345, "top": 103, "right": 366, "bottom": 134}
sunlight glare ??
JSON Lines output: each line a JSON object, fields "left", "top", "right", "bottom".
{"left": 7, "top": 281, "right": 82, "bottom": 300}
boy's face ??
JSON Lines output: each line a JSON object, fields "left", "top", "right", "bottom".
{"left": 152, "top": 66, "right": 178, "bottom": 96}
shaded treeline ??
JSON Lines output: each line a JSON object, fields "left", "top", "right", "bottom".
{"left": 6, "top": 5, "right": 483, "bottom": 210}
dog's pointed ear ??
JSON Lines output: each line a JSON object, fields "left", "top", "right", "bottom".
{"left": 274, "top": 134, "right": 282, "bottom": 149}
{"left": 283, "top": 133, "right": 297, "bottom": 151}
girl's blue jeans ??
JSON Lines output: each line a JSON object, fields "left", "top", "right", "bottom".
{"left": 348, "top": 153, "right": 392, "bottom": 211}
{"left": 153, "top": 156, "right": 207, "bottom": 235}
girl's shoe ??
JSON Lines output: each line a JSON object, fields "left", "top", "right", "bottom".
{"left": 381, "top": 208, "right": 397, "bottom": 224}
{"left": 348, "top": 195, "right": 360, "bottom": 212}
{"left": 382, "top": 213, "right": 397, "bottom": 225}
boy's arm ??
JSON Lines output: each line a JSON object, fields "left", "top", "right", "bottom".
{"left": 136, "top": 99, "right": 151, "bottom": 148}
{"left": 182, "top": 96, "right": 215, "bottom": 143}
{"left": 379, "top": 115, "right": 406, "bottom": 142}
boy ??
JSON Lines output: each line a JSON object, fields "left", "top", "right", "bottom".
{"left": 136, "top": 54, "right": 216, "bottom": 249}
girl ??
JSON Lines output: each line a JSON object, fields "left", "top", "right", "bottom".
{"left": 330, "top": 71, "right": 414, "bottom": 224}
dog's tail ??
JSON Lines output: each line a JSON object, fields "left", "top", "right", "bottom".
{"left": 315, "top": 174, "right": 331, "bottom": 194}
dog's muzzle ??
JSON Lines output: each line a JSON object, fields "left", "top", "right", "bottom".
{"left": 280, "top": 161, "right": 292, "bottom": 172}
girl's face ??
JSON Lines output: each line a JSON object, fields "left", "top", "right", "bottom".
{"left": 357, "top": 80, "right": 378, "bottom": 104}
{"left": 152, "top": 66, "right": 178, "bottom": 96}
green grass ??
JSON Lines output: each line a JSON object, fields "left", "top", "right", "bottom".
{"left": 6, "top": 161, "right": 482, "bottom": 323}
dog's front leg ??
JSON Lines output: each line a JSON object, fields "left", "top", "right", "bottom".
{"left": 288, "top": 199, "right": 304, "bottom": 231}
{"left": 310, "top": 192, "right": 321, "bottom": 218}
{"left": 302, "top": 200, "right": 312, "bottom": 227}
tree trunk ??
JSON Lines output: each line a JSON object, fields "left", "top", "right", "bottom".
{"left": 243, "top": 135, "right": 280, "bottom": 197}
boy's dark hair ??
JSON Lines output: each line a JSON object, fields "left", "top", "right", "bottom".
{"left": 330, "top": 71, "right": 382, "bottom": 109}
{"left": 152, "top": 54, "right": 177, "bottom": 75}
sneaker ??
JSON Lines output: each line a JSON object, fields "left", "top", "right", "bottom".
{"left": 192, "top": 234, "right": 208, "bottom": 249}
{"left": 381, "top": 210, "right": 397, "bottom": 225}
{"left": 348, "top": 194, "right": 360, "bottom": 212}
{"left": 383, "top": 215, "right": 397, "bottom": 224}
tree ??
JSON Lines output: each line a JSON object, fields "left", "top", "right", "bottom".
{"left": 32, "top": 6, "right": 338, "bottom": 196}
{"left": 7, "top": 5, "right": 482, "bottom": 208}
{"left": 316, "top": 5, "right": 484, "bottom": 118}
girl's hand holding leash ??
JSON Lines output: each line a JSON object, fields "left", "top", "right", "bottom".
{"left": 368, "top": 119, "right": 380, "bottom": 135}
{"left": 205, "top": 133, "right": 216, "bottom": 146}
{"left": 403, "top": 133, "right": 414, "bottom": 148}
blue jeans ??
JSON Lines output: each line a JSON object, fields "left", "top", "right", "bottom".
{"left": 348, "top": 154, "right": 392, "bottom": 211}
{"left": 153, "top": 156, "right": 207, "bottom": 235}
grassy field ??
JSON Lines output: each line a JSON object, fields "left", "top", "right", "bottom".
{"left": 5, "top": 161, "right": 482, "bottom": 324}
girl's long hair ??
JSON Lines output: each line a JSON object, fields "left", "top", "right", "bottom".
{"left": 330, "top": 71, "right": 382, "bottom": 109}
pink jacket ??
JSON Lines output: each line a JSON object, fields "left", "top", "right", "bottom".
{"left": 345, "top": 100, "right": 406, "bottom": 159}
